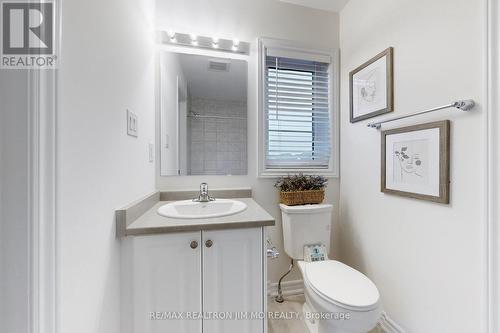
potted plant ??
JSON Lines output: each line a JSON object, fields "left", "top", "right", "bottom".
{"left": 274, "top": 174, "right": 328, "bottom": 206}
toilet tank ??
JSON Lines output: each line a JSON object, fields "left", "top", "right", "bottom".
{"left": 280, "top": 203, "right": 333, "bottom": 260}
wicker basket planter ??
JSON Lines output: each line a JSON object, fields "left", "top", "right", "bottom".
{"left": 279, "top": 190, "right": 325, "bottom": 206}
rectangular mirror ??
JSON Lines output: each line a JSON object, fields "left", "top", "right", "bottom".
{"left": 159, "top": 51, "right": 248, "bottom": 176}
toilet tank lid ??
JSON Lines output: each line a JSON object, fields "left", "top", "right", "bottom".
{"left": 279, "top": 203, "right": 333, "bottom": 214}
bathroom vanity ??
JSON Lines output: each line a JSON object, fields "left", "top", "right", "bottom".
{"left": 131, "top": 35, "right": 271, "bottom": 333}
{"left": 117, "top": 189, "right": 275, "bottom": 333}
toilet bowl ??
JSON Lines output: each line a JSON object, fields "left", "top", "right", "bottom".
{"left": 279, "top": 203, "right": 382, "bottom": 333}
{"left": 298, "top": 260, "right": 381, "bottom": 333}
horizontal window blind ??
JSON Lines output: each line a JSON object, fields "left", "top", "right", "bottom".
{"left": 265, "top": 54, "right": 331, "bottom": 169}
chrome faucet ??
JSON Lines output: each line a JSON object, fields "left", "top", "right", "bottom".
{"left": 193, "top": 182, "right": 215, "bottom": 202}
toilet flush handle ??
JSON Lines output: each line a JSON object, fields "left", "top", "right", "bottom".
{"left": 266, "top": 238, "right": 279, "bottom": 259}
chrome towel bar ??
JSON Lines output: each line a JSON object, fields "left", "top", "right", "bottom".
{"left": 367, "top": 99, "right": 475, "bottom": 129}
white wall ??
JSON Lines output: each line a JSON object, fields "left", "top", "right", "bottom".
{"left": 179, "top": 99, "right": 188, "bottom": 175}
{"left": 155, "top": 0, "right": 340, "bottom": 283}
{"left": 160, "top": 52, "right": 187, "bottom": 175}
{"left": 57, "top": 0, "right": 156, "bottom": 332}
{"left": 0, "top": 71, "right": 30, "bottom": 333}
{"left": 339, "top": 0, "right": 486, "bottom": 331}
{"left": 489, "top": 1, "right": 500, "bottom": 331}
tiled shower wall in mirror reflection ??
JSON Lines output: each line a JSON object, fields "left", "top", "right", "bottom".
{"left": 188, "top": 98, "right": 247, "bottom": 175}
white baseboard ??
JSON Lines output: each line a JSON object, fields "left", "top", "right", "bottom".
{"left": 377, "top": 312, "right": 406, "bottom": 333}
{"left": 267, "top": 279, "right": 304, "bottom": 297}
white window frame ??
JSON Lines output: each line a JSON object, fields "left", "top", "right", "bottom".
{"left": 258, "top": 38, "right": 339, "bottom": 178}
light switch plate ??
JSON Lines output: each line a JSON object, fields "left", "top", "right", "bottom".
{"left": 127, "top": 109, "right": 138, "bottom": 137}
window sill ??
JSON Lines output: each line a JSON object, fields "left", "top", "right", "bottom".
{"left": 258, "top": 169, "right": 338, "bottom": 179}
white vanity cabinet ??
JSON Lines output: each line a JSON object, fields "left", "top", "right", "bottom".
{"left": 122, "top": 231, "right": 203, "bottom": 333}
{"left": 121, "top": 227, "right": 265, "bottom": 333}
{"left": 202, "top": 228, "right": 263, "bottom": 333}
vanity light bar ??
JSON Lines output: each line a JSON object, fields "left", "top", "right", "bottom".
{"left": 160, "top": 31, "right": 250, "bottom": 55}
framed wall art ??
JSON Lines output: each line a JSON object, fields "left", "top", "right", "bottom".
{"left": 350, "top": 47, "right": 394, "bottom": 123}
{"left": 381, "top": 120, "right": 450, "bottom": 204}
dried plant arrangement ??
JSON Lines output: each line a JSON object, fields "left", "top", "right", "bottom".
{"left": 274, "top": 174, "right": 328, "bottom": 206}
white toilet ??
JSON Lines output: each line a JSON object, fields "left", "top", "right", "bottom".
{"left": 280, "top": 203, "right": 382, "bottom": 333}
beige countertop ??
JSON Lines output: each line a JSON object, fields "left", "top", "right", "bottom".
{"left": 117, "top": 193, "right": 275, "bottom": 236}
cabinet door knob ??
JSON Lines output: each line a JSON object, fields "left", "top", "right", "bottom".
{"left": 190, "top": 240, "right": 198, "bottom": 249}
{"left": 205, "top": 239, "right": 213, "bottom": 248}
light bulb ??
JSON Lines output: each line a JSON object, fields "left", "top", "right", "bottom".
{"left": 190, "top": 34, "right": 198, "bottom": 46}
{"left": 167, "top": 30, "right": 176, "bottom": 43}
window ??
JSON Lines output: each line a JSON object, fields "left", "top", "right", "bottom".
{"left": 259, "top": 39, "right": 336, "bottom": 175}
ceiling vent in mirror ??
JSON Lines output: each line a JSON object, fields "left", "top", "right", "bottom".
{"left": 208, "top": 59, "right": 231, "bottom": 72}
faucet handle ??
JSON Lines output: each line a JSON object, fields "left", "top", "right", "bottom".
{"left": 192, "top": 182, "right": 215, "bottom": 202}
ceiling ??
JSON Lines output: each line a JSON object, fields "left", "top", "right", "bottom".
{"left": 179, "top": 54, "right": 247, "bottom": 102}
{"left": 278, "top": 0, "right": 349, "bottom": 12}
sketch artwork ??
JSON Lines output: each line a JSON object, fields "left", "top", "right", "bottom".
{"left": 392, "top": 139, "right": 429, "bottom": 185}
{"left": 381, "top": 121, "right": 450, "bottom": 204}
{"left": 356, "top": 67, "right": 382, "bottom": 111}
{"left": 349, "top": 47, "right": 393, "bottom": 122}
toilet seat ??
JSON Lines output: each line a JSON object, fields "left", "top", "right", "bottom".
{"left": 304, "top": 260, "right": 380, "bottom": 311}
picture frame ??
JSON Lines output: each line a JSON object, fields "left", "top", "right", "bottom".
{"left": 381, "top": 120, "right": 450, "bottom": 204}
{"left": 350, "top": 47, "right": 394, "bottom": 123}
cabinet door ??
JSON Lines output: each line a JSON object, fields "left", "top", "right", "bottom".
{"left": 131, "top": 232, "right": 202, "bottom": 333}
{"left": 202, "top": 227, "right": 264, "bottom": 333}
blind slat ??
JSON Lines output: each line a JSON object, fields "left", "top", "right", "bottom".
{"left": 268, "top": 106, "right": 329, "bottom": 112}
{"left": 268, "top": 141, "right": 331, "bottom": 145}
{"left": 268, "top": 73, "right": 329, "bottom": 81}
{"left": 267, "top": 102, "right": 330, "bottom": 107}
{"left": 267, "top": 141, "right": 331, "bottom": 146}
{"left": 267, "top": 117, "right": 330, "bottom": 122}
{"left": 265, "top": 60, "right": 330, "bottom": 71}
{"left": 268, "top": 119, "right": 330, "bottom": 126}
{"left": 268, "top": 81, "right": 330, "bottom": 88}
{"left": 267, "top": 93, "right": 329, "bottom": 100}
{"left": 268, "top": 74, "right": 330, "bottom": 81}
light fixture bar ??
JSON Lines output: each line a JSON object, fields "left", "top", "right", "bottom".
{"left": 159, "top": 31, "right": 250, "bottom": 55}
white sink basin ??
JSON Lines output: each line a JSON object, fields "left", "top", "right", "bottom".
{"left": 157, "top": 199, "right": 247, "bottom": 219}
